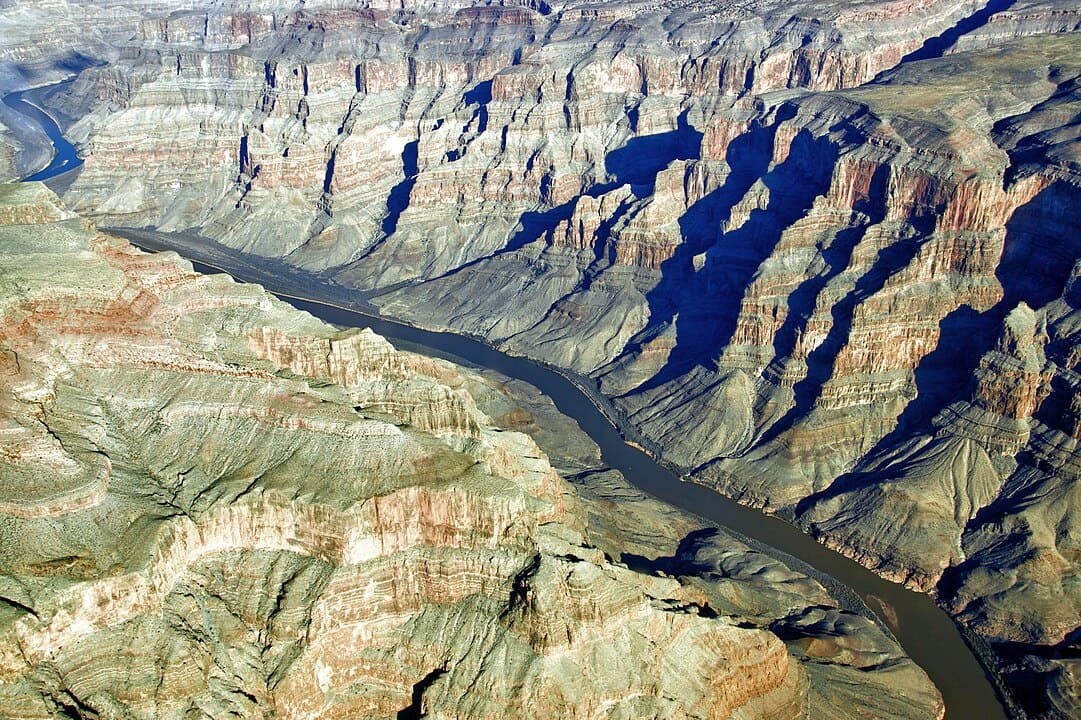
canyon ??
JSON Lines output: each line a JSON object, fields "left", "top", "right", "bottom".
{"left": 0, "top": 182, "right": 943, "bottom": 718}
{"left": 0, "top": 0, "right": 1079, "bottom": 717}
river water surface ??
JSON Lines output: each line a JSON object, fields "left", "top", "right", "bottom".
{"left": 4, "top": 83, "right": 1012, "bottom": 719}
{"left": 2, "top": 87, "right": 82, "bottom": 181}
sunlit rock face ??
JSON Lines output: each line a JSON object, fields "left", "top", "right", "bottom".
{"left": 43, "top": 0, "right": 1007, "bottom": 253}
{"left": 1, "top": 0, "right": 1079, "bottom": 714}
{"left": 0, "top": 183, "right": 952, "bottom": 720}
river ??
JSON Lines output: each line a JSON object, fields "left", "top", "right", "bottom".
{"left": 2, "top": 86, "right": 82, "bottom": 181}
{"left": 4, "top": 83, "right": 1012, "bottom": 719}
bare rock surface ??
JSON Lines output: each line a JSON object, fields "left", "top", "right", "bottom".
{"left": 41, "top": 0, "right": 1029, "bottom": 257}
{"left": 464, "top": 364, "right": 945, "bottom": 719}
{"left": 0, "top": 183, "right": 948, "bottom": 719}
{"left": 0, "top": 0, "right": 1079, "bottom": 714}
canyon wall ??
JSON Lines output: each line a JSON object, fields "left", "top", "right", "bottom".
{"left": 1, "top": 0, "right": 1079, "bottom": 715}
{"left": 0, "top": 183, "right": 942, "bottom": 719}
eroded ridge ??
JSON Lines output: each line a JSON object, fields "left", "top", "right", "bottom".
{"left": 0, "top": 182, "right": 817, "bottom": 720}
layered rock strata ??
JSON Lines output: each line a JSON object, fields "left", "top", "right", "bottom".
{"left": 371, "top": 33, "right": 1081, "bottom": 718}
{"left": 50, "top": 0, "right": 1013, "bottom": 257}
{"left": 464, "top": 364, "right": 945, "bottom": 720}
{"left": 0, "top": 125, "right": 17, "bottom": 181}
{"left": 1, "top": 0, "right": 1078, "bottom": 715}
{"left": 0, "top": 183, "right": 948, "bottom": 719}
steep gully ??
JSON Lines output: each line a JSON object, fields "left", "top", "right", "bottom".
{"left": 6, "top": 90, "right": 1011, "bottom": 719}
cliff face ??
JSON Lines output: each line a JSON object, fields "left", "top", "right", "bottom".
{"left": 363, "top": 35, "right": 1078, "bottom": 717}
{"left": 47, "top": 0, "right": 1000, "bottom": 253}
{"left": 2, "top": 0, "right": 1080, "bottom": 715}
{"left": 0, "top": 183, "right": 947, "bottom": 719}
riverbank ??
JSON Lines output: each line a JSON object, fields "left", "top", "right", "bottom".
{"left": 0, "top": 60, "right": 1022, "bottom": 720}
{"left": 107, "top": 224, "right": 1014, "bottom": 720}
{"left": 112, "top": 226, "right": 869, "bottom": 608}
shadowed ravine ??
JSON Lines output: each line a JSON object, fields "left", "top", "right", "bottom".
{"left": 6, "top": 87, "right": 1012, "bottom": 719}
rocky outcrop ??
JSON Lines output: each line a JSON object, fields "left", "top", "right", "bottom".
{"left": 462, "top": 364, "right": 946, "bottom": 719}
{"left": 0, "top": 183, "right": 951, "bottom": 719}
{"left": 0, "top": 125, "right": 17, "bottom": 181}
{"left": 371, "top": 37, "right": 1081, "bottom": 708}
{"left": 0, "top": 0, "right": 174, "bottom": 85}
